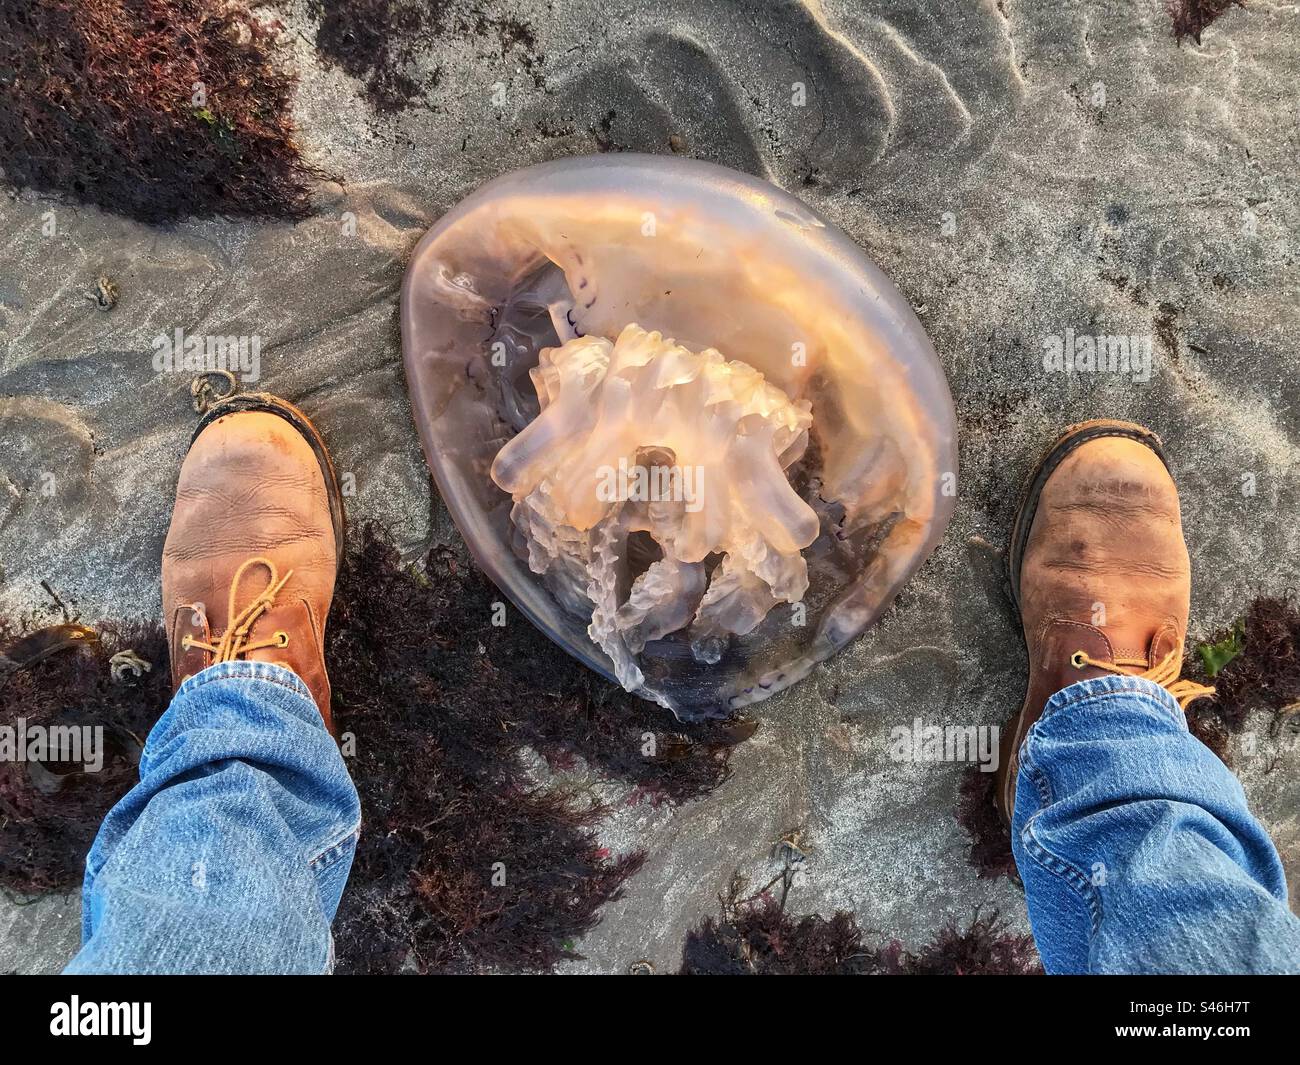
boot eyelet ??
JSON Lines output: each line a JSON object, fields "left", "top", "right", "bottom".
{"left": 1070, "top": 650, "right": 1086, "bottom": 668}
{"left": 274, "top": 631, "right": 290, "bottom": 647}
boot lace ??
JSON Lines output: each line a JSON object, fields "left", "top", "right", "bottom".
{"left": 1071, "top": 648, "right": 1215, "bottom": 710}
{"left": 182, "top": 556, "right": 294, "bottom": 662}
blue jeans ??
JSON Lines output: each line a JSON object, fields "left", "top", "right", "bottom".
{"left": 65, "top": 662, "right": 360, "bottom": 975}
{"left": 67, "top": 666, "right": 1298, "bottom": 974}
{"left": 1013, "top": 674, "right": 1300, "bottom": 974}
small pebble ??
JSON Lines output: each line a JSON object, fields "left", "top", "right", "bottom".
{"left": 91, "top": 276, "right": 118, "bottom": 311}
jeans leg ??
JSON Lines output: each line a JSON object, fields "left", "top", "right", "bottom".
{"left": 1011, "top": 674, "right": 1300, "bottom": 974}
{"left": 65, "top": 661, "right": 360, "bottom": 974}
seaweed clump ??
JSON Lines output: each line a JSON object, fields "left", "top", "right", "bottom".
{"left": 956, "top": 767, "right": 1018, "bottom": 882}
{"left": 306, "top": 0, "right": 542, "bottom": 115}
{"left": 0, "top": 0, "right": 326, "bottom": 225}
{"left": 1182, "top": 596, "right": 1300, "bottom": 761}
{"left": 1167, "top": 0, "right": 1246, "bottom": 45}
{"left": 318, "top": 525, "right": 740, "bottom": 973}
{"left": 877, "top": 912, "right": 1043, "bottom": 976}
{"left": 0, "top": 526, "right": 737, "bottom": 971}
{"left": 679, "top": 873, "right": 1041, "bottom": 975}
{"left": 307, "top": 0, "right": 430, "bottom": 115}
{"left": 0, "top": 621, "right": 169, "bottom": 894}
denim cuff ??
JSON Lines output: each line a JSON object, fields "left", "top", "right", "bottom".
{"left": 176, "top": 659, "right": 314, "bottom": 703}
{"left": 1038, "top": 672, "right": 1187, "bottom": 731}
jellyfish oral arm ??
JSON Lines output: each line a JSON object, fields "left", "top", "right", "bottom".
{"left": 491, "top": 324, "right": 817, "bottom": 693}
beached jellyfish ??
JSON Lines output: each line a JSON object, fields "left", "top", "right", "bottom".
{"left": 401, "top": 155, "right": 956, "bottom": 719}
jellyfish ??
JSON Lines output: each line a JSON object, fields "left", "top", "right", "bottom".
{"left": 401, "top": 154, "right": 956, "bottom": 719}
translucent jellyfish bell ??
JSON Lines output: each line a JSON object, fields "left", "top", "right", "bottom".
{"left": 402, "top": 154, "right": 956, "bottom": 719}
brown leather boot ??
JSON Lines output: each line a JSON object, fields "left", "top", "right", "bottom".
{"left": 995, "top": 420, "right": 1214, "bottom": 823}
{"left": 161, "top": 395, "right": 346, "bottom": 733}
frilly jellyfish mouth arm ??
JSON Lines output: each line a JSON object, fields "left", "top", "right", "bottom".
{"left": 401, "top": 154, "right": 957, "bottom": 720}
{"left": 490, "top": 323, "right": 819, "bottom": 695}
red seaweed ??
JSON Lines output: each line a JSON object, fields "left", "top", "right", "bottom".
{"left": 0, "top": 0, "right": 327, "bottom": 225}
{"left": 1167, "top": 0, "right": 1246, "bottom": 45}
{"left": 680, "top": 872, "right": 1041, "bottom": 975}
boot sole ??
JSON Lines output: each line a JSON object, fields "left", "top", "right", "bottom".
{"left": 189, "top": 393, "right": 347, "bottom": 571}
{"left": 1006, "top": 419, "right": 1170, "bottom": 614}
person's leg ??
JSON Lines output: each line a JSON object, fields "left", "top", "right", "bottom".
{"left": 1012, "top": 674, "right": 1300, "bottom": 974}
{"left": 66, "top": 393, "right": 356, "bottom": 974}
{"left": 995, "top": 420, "right": 1300, "bottom": 974}
{"left": 66, "top": 661, "right": 359, "bottom": 974}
